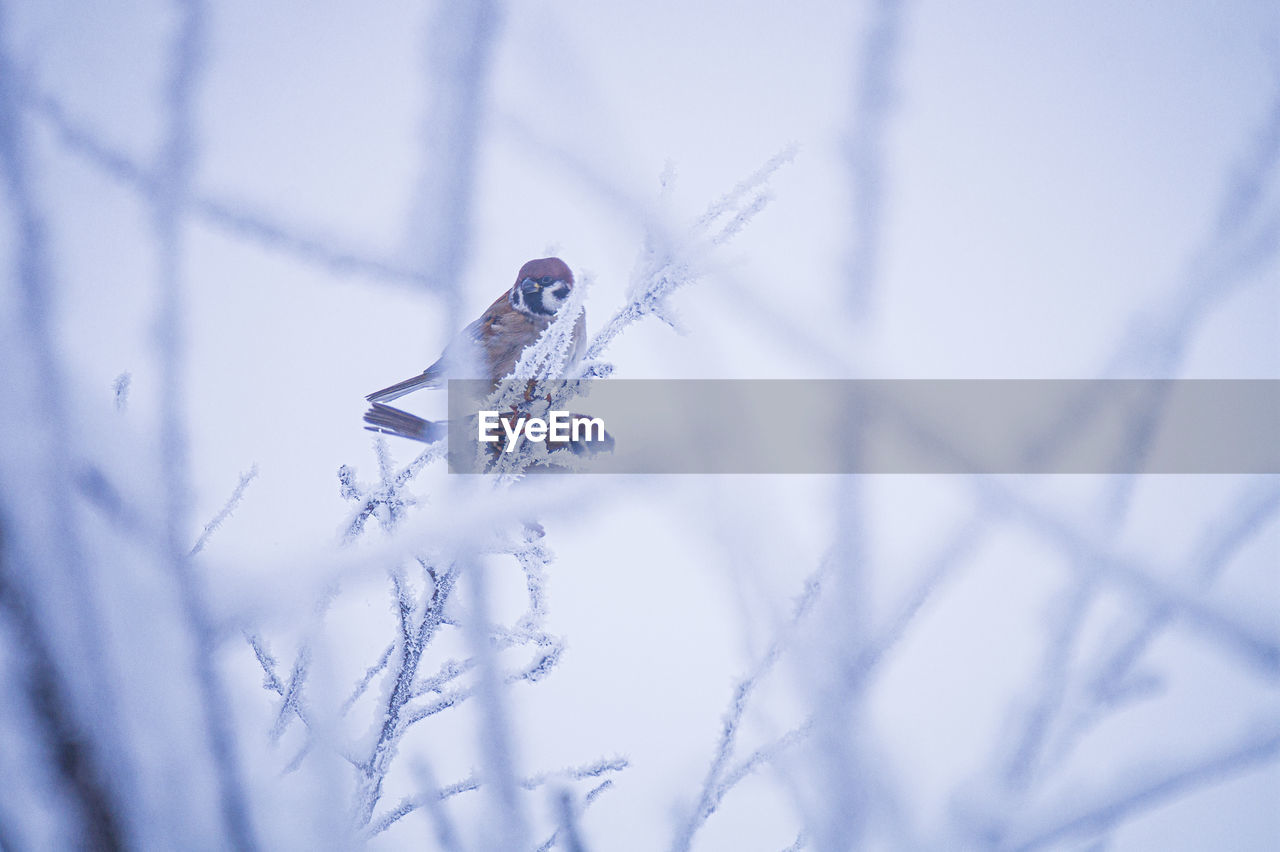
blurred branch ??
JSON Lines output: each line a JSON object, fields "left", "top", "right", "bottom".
{"left": 1034, "top": 478, "right": 1280, "bottom": 781}
{"left": 970, "top": 70, "right": 1280, "bottom": 819}
{"left": 544, "top": 787, "right": 588, "bottom": 852}
{"left": 800, "top": 2, "right": 914, "bottom": 813}
{"left": 151, "top": 3, "right": 258, "bottom": 846}
{"left": 0, "top": 6, "right": 135, "bottom": 845}
{"left": 19, "top": 86, "right": 441, "bottom": 290}
{"left": 408, "top": 0, "right": 502, "bottom": 316}
{"left": 978, "top": 475, "right": 1279, "bottom": 674}
{"left": 463, "top": 554, "right": 531, "bottom": 849}
{"left": 1004, "top": 717, "right": 1280, "bottom": 851}
{"left": 779, "top": 830, "right": 808, "bottom": 852}
{"left": 1086, "top": 478, "right": 1280, "bottom": 696}
{"left": 842, "top": 0, "right": 906, "bottom": 318}
{"left": 411, "top": 761, "right": 464, "bottom": 851}
{"left": 0, "top": 526, "right": 124, "bottom": 849}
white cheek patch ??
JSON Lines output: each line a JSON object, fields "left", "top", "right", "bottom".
{"left": 543, "top": 282, "right": 571, "bottom": 312}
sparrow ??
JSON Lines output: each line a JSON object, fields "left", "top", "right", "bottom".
{"left": 364, "top": 257, "right": 586, "bottom": 444}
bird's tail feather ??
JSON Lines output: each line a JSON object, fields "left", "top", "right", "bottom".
{"left": 365, "top": 369, "right": 441, "bottom": 403}
{"left": 363, "top": 403, "right": 448, "bottom": 443}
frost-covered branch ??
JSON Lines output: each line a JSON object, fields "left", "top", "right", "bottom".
{"left": 341, "top": 642, "right": 395, "bottom": 715}
{"left": 673, "top": 559, "right": 831, "bottom": 851}
{"left": 582, "top": 147, "right": 796, "bottom": 366}
{"left": 338, "top": 439, "right": 446, "bottom": 541}
{"left": 268, "top": 644, "right": 311, "bottom": 742}
{"left": 354, "top": 559, "right": 458, "bottom": 825}
{"left": 715, "top": 721, "right": 814, "bottom": 811}
{"left": 398, "top": 637, "right": 564, "bottom": 729}
{"left": 243, "top": 631, "right": 362, "bottom": 770}
{"left": 408, "top": 654, "right": 474, "bottom": 700}
{"left": 189, "top": 465, "right": 259, "bottom": 556}
{"left": 509, "top": 523, "right": 553, "bottom": 633}
{"left": 366, "top": 756, "right": 629, "bottom": 838}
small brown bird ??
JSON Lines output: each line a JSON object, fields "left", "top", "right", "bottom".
{"left": 364, "top": 257, "right": 586, "bottom": 443}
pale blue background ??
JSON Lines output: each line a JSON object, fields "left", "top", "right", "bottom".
{"left": 3, "top": 1, "right": 1278, "bottom": 849}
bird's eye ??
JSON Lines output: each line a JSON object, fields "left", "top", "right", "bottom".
{"left": 539, "top": 276, "right": 554, "bottom": 285}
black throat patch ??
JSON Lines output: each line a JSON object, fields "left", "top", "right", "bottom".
{"left": 510, "top": 286, "right": 557, "bottom": 318}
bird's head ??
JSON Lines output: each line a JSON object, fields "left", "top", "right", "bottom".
{"left": 509, "top": 257, "right": 574, "bottom": 318}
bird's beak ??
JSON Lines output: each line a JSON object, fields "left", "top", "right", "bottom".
{"left": 520, "top": 277, "right": 540, "bottom": 296}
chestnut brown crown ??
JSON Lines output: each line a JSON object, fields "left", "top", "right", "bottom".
{"left": 514, "top": 257, "right": 574, "bottom": 287}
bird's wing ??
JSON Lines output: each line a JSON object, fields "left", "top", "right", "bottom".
{"left": 476, "top": 295, "right": 549, "bottom": 382}
{"left": 365, "top": 290, "right": 560, "bottom": 401}
{"left": 365, "top": 299, "right": 501, "bottom": 402}
{"left": 477, "top": 301, "right": 585, "bottom": 382}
